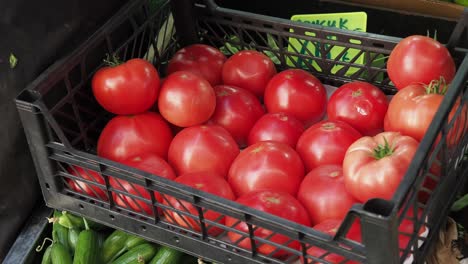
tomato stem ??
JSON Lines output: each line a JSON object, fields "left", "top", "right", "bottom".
{"left": 425, "top": 77, "right": 447, "bottom": 95}
{"left": 103, "top": 53, "right": 122, "bottom": 67}
{"left": 373, "top": 137, "right": 394, "bottom": 159}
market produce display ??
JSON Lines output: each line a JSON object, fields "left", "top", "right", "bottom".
{"left": 36, "top": 211, "right": 198, "bottom": 264}
{"left": 60, "top": 33, "right": 462, "bottom": 263}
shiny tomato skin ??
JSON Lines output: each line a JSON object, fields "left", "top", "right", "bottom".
{"left": 247, "top": 112, "right": 305, "bottom": 148}
{"left": 327, "top": 81, "right": 388, "bottom": 136}
{"left": 163, "top": 171, "right": 235, "bottom": 236}
{"left": 387, "top": 35, "right": 455, "bottom": 90}
{"left": 67, "top": 166, "right": 108, "bottom": 201}
{"left": 228, "top": 141, "right": 305, "bottom": 197}
{"left": 264, "top": 69, "right": 327, "bottom": 127}
{"left": 297, "top": 165, "right": 358, "bottom": 225}
{"left": 384, "top": 83, "right": 466, "bottom": 144}
{"left": 168, "top": 125, "right": 240, "bottom": 177}
{"left": 307, "top": 209, "right": 427, "bottom": 263}
{"left": 97, "top": 112, "right": 173, "bottom": 162}
{"left": 167, "top": 44, "right": 226, "bottom": 86}
{"left": 222, "top": 50, "right": 277, "bottom": 97}
{"left": 225, "top": 190, "right": 311, "bottom": 258}
{"left": 92, "top": 58, "right": 160, "bottom": 115}
{"left": 109, "top": 153, "right": 176, "bottom": 215}
{"left": 206, "top": 85, "right": 265, "bottom": 147}
{"left": 296, "top": 120, "right": 362, "bottom": 172}
{"left": 158, "top": 71, "right": 216, "bottom": 127}
{"left": 343, "top": 132, "right": 419, "bottom": 202}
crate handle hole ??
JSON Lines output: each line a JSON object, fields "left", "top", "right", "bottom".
{"left": 363, "top": 198, "right": 394, "bottom": 217}
{"left": 109, "top": 214, "right": 115, "bottom": 220}
{"left": 79, "top": 204, "right": 84, "bottom": 210}
{"left": 173, "top": 236, "right": 180, "bottom": 243}
{"left": 45, "top": 183, "right": 50, "bottom": 190}
{"left": 141, "top": 225, "right": 147, "bottom": 231}
{"left": 372, "top": 42, "right": 385, "bottom": 48}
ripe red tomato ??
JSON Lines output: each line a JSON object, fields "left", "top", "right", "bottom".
{"left": 327, "top": 81, "right": 389, "bottom": 136}
{"left": 264, "top": 69, "right": 327, "bottom": 127}
{"left": 296, "top": 120, "right": 362, "bottom": 172}
{"left": 247, "top": 112, "right": 305, "bottom": 148}
{"left": 168, "top": 125, "right": 239, "bottom": 177}
{"left": 225, "top": 190, "right": 310, "bottom": 258}
{"left": 308, "top": 209, "right": 427, "bottom": 263}
{"left": 222, "top": 50, "right": 277, "bottom": 97}
{"left": 228, "top": 141, "right": 305, "bottom": 197}
{"left": 297, "top": 165, "right": 358, "bottom": 225}
{"left": 167, "top": 44, "right": 226, "bottom": 86}
{"left": 67, "top": 166, "right": 108, "bottom": 201}
{"left": 163, "top": 172, "right": 235, "bottom": 236}
{"left": 206, "top": 85, "right": 265, "bottom": 147}
{"left": 343, "top": 132, "right": 419, "bottom": 202}
{"left": 91, "top": 58, "right": 160, "bottom": 115}
{"left": 384, "top": 82, "right": 466, "bottom": 144}
{"left": 97, "top": 112, "right": 173, "bottom": 162}
{"left": 306, "top": 219, "right": 361, "bottom": 264}
{"left": 110, "top": 153, "right": 176, "bottom": 215}
{"left": 387, "top": 35, "right": 455, "bottom": 90}
{"left": 158, "top": 71, "right": 216, "bottom": 127}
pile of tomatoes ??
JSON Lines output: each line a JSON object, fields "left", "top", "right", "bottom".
{"left": 67, "top": 35, "right": 464, "bottom": 262}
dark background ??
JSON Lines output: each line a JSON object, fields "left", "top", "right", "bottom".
{"left": 0, "top": 0, "right": 128, "bottom": 259}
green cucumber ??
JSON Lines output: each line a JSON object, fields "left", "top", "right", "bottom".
{"left": 149, "top": 246, "right": 184, "bottom": 264}
{"left": 68, "top": 228, "right": 80, "bottom": 252}
{"left": 50, "top": 243, "right": 72, "bottom": 264}
{"left": 112, "top": 243, "right": 158, "bottom": 264}
{"left": 61, "top": 212, "right": 108, "bottom": 230}
{"left": 72, "top": 229, "right": 100, "bottom": 264}
{"left": 52, "top": 211, "right": 71, "bottom": 254}
{"left": 102, "top": 230, "right": 129, "bottom": 263}
{"left": 41, "top": 245, "right": 53, "bottom": 264}
{"left": 125, "top": 235, "right": 147, "bottom": 250}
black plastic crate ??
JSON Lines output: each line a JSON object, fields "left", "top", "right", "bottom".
{"left": 15, "top": 0, "right": 468, "bottom": 263}
{"left": 3, "top": 205, "right": 53, "bottom": 264}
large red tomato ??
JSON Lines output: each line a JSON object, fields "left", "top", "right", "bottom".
{"left": 308, "top": 209, "right": 427, "bottom": 263}
{"left": 296, "top": 120, "right": 362, "bottom": 172}
{"left": 222, "top": 50, "right": 277, "bottom": 97}
{"left": 264, "top": 69, "right": 327, "bottom": 127}
{"left": 297, "top": 165, "right": 358, "bottom": 225}
{"left": 206, "top": 85, "right": 265, "bottom": 147}
{"left": 343, "top": 132, "right": 419, "bottom": 202}
{"left": 66, "top": 166, "right": 108, "bottom": 201}
{"left": 110, "top": 153, "right": 176, "bottom": 215}
{"left": 384, "top": 82, "right": 466, "bottom": 144}
{"left": 247, "top": 112, "right": 305, "bottom": 148}
{"left": 225, "top": 190, "right": 310, "bottom": 258}
{"left": 97, "top": 112, "right": 173, "bottom": 162}
{"left": 387, "top": 35, "right": 455, "bottom": 90}
{"left": 163, "top": 172, "right": 235, "bottom": 236}
{"left": 306, "top": 219, "right": 361, "bottom": 264}
{"left": 168, "top": 125, "right": 239, "bottom": 177}
{"left": 327, "top": 81, "right": 389, "bottom": 136}
{"left": 228, "top": 141, "right": 305, "bottom": 197}
{"left": 158, "top": 71, "right": 216, "bottom": 127}
{"left": 92, "top": 58, "right": 160, "bottom": 115}
{"left": 167, "top": 44, "right": 226, "bottom": 86}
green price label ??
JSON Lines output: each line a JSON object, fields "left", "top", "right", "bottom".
{"left": 287, "top": 12, "right": 367, "bottom": 76}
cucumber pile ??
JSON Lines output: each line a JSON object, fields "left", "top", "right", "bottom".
{"left": 37, "top": 210, "right": 199, "bottom": 264}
